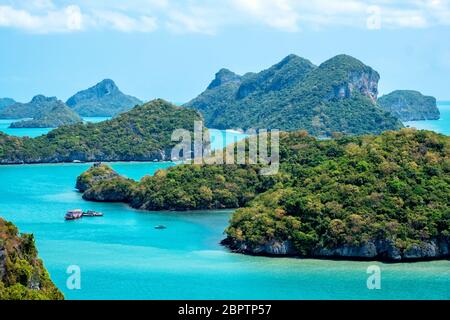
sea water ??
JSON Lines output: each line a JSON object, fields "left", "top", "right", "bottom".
{"left": 0, "top": 117, "right": 111, "bottom": 138}
{"left": 404, "top": 102, "right": 450, "bottom": 136}
{"left": 0, "top": 162, "right": 449, "bottom": 300}
{"left": 0, "top": 119, "right": 53, "bottom": 138}
{"left": 0, "top": 111, "right": 449, "bottom": 300}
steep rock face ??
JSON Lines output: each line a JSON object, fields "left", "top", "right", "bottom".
{"left": 378, "top": 90, "right": 440, "bottom": 121}
{"left": 207, "top": 69, "right": 241, "bottom": 90}
{"left": 222, "top": 239, "right": 297, "bottom": 256}
{"left": 0, "top": 218, "right": 64, "bottom": 300}
{"left": 224, "top": 238, "right": 450, "bottom": 261}
{"left": 0, "top": 95, "right": 65, "bottom": 119}
{"left": 186, "top": 54, "right": 402, "bottom": 136}
{"left": 331, "top": 69, "right": 379, "bottom": 103}
{"left": 66, "top": 79, "right": 143, "bottom": 117}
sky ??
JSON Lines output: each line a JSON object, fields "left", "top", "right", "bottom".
{"left": 0, "top": 0, "right": 449, "bottom": 103}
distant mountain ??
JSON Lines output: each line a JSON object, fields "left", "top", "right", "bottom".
{"left": 378, "top": 90, "right": 440, "bottom": 121}
{"left": 0, "top": 95, "right": 64, "bottom": 119}
{"left": 185, "top": 54, "right": 403, "bottom": 136}
{"left": 66, "top": 79, "right": 142, "bottom": 117}
{"left": 9, "top": 103, "right": 82, "bottom": 128}
{"left": 0, "top": 98, "right": 15, "bottom": 109}
{"left": 0, "top": 99, "right": 202, "bottom": 164}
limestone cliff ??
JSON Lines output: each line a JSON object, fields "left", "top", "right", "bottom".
{"left": 0, "top": 218, "right": 64, "bottom": 300}
{"left": 378, "top": 90, "right": 440, "bottom": 121}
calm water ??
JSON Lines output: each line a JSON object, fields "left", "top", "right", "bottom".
{"left": 404, "top": 102, "right": 450, "bottom": 136}
{"left": 0, "top": 119, "right": 52, "bottom": 138}
{"left": 0, "top": 117, "right": 111, "bottom": 138}
{"left": 0, "top": 111, "right": 449, "bottom": 300}
{"left": 0, "top": 163, "right": 449, "bottom": 300}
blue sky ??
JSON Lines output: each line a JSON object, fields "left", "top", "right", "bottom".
{"left": 1, "top": 0, "right": 449, "bottom": 103}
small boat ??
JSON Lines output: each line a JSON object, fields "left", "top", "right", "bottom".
{"left": 65, "top": 209, "right": 83, "bottom": 220}
{"left": 154, "top": 225, "right": 167, "bottom": 230}
{"left": 82, "top": 210, "right": 104, "bottom": 217}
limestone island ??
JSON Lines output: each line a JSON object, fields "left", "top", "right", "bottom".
{"left": 75, "top": 129, "right": 450, "bottom": 262}
{"left": 379, "top": 90, "right": 440, "bottom": 121}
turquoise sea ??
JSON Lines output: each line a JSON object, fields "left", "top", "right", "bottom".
{"left": 404, "top": 102, "right": 450, "bottom": 136}
{"left": 0, "top": 108, "right": 449, "bottom": 300}
{"left": 0, "top": 162, "right": 449, "bottom": 300}
{"left": 0, "top": 117, "right": 111, "bottom": 138}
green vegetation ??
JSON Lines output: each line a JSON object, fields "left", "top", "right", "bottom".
{"left": 0, "top": 218, "right": 64, "bottom": 300}
{"left": 0, "top": 95, "right": 66, "bottom": 119}
{"left": 226, "top": 129, "right": 450, "bottom": 259}
{"left": 379, "top": 90, "right": 440, "bottom": 121}
{"left": 79, "top": 163, "right": 281, "bottom": 210}
{"left": 0, "top": 99, "right": 203, "bottom": 164}
{"left": 0, "top": 98, "right": 15, "bottom": 109}
{"left": 78, "top": 129, "right": 450, "bottom": 260}
{"left": 185, "top": 54, "right": 403, "bottom": 136}
{"left": 9, "top": 104, "right": 82, "bottom": 128}
{"left": 66, "top": 79, "right": 142, "bottom": 117}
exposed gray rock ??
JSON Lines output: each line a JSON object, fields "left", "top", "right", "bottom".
{"left": 207, "top": 69, "right": 241, "bottom": 90}
{"left": 82, "top": 187, "right": 129, "bottom": 202}
{"left": 0, "top": 148, "right": 170, "bottom": 165}
{"left": 378, "top": 90, "right": 440, "bottom": 121}
{"left": 224, "top": 237, "right": 450, "bottom": 262}
{"left": 224, "top": 239, "right": 296, "bottom": 256}
{"left": 314, "top": 241, "right": 378, "bottom": 258}
{"left": 331, "top": 70, "right": 379, "bottom": 103}
{"left": 0, "top": 248, "right": 6, "bottom": 281}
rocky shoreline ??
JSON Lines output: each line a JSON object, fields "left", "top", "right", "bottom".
{"left": 0, "top": 218, "right": 64, "bottom": 299}
{"left": 222, "top": 237, "right": 450, "bottom": 262}
{"left": 0, "top": 149, "right": 170, "bottom": 165}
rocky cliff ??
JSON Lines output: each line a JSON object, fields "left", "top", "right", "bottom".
{"left": 224, "top": 238, "right": 450, "bottom": 261}
{"left": 185, "top": 54, "right": 403, "bottom": 136}
{"left": 0, "top": 218, "right": 64, "bottom": 300}
{"left": 378, "top": 90, "right": 440, "bottom": 121}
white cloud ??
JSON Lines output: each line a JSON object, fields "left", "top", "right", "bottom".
{"left": 166, "top": 5, "right": 223, "bottom": 35}
{"left": 382, "top": 8, "right": 428, "bottom": 28}
{"left": 232, "top": 0, "right": 300, "bottom": 31}
{"left": 65, "top": 5, "right": 83, "bottom": 31}
{"left": 92, "top": 10, "right": 157, "bottom": 32}
{"left": 0, "top": 4, "right": 83, "bottom": 33}
{"left": 0, "top": 0, "right": 449, "bottom": 34}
